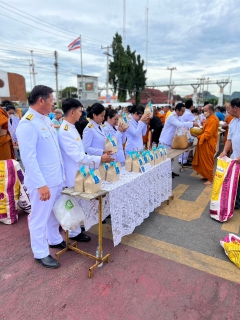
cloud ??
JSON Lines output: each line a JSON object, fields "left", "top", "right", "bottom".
{"left": 0, "top": 0, "right": 239, "bottom": 98}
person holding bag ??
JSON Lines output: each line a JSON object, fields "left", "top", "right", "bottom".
{"left": 102, "top": 108, "right": 127, "bottom": 164}
{"left": 58, "top": 99, "right": 114, "bottom": 241}
{"left": 125, "top": 105, "right": 151, "bottom": 154}
{"left": 82, "top": 103, "right": 112, "bottom": 157}
{"left": 159, "top": 103, "right": 199, "bottom": 178}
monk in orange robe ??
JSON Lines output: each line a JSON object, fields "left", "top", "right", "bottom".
{"left": 192, "top": 104, "right": 219, "bottom": 185}
{"left": 0, "top": 107, "right": 15, "bottom": 160}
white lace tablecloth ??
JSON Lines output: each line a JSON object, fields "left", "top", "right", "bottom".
{"left": 79, "top": 158, "right": 172, "bottom": 246}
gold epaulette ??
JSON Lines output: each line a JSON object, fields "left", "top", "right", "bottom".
{"left": 88, "top": 123, "right": 93, "bottom": 128}
{"left": 64, "top": 124, "right": 68, "bottom": 131}
{"left": 26, "top": 114, "right": 34, "bottom": 121}
{"left": 102, "top": 123, "right": 106, "bottom": 127}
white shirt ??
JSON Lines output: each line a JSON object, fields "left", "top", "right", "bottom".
{"left": 228, "top": 118, "right": 240, "bottom": 159}
{"left": 16, "top": 107, "right": 65, "bottom": 192}
{"left": 82, "top": 119, "right": 106, "bottom": 155}
{"left": 125, "top": 114, "right": 147, "bottom": 153}
{"left": 159, "top": 111, "right": 194, "bottom": 146}
{"left": 180, "top": 109, "right": 195, "bottom": 122}
{"left": 102, "top": 121, "right": 126, "bottom": 162}
{"left": 58, "top": 120, "right": 101, "bottom": 187}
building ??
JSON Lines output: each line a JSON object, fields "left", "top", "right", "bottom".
{"left": 127, "top": 88, "right": 168, "bottom": 105}
{"left": 77, "top": 75, "right": 98, "bottom": 101}
{"left": 0, "top": 70, "right": 27, "bottom": 103}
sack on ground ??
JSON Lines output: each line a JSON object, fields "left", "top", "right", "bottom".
{"left": 0, "top": 159, "right": 20, "bottom": 225}
{"left": 210, "top": 157, "right": 240, "bottom": 222}
{"left": 220, "top": 233, "right": 240, "bottom": 268}
{"left": 74, "top": 166, "right": 89, "bottom": 192}
{"left": 106, "top": 162, "right": 121, "bottom": 182}
{"left": 53, "top": 195, "right": 85, "bottom": 231}
{"left": 105, "top": 134, "right": 118, "bottom": 153}
{"left": 16, "top": 162, "right": 31, "bottom": 214}
{"left": 84, "top": 168, "right": 102, "bottom": 193}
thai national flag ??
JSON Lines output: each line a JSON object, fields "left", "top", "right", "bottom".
{"left": 68, "top": 37, "right": 81, "bottom": 51}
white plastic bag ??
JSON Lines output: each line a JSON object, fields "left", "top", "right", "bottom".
{"left": 53, "top": 195, "right": 85, "bottom": 231}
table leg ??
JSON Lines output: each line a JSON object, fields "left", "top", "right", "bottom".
{"left": 88, "top": 195, "right": 110, "bottom": 278}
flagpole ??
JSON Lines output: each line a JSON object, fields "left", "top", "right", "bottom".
{"left": 80, "top": 35, "right": 84, "bottom": 101}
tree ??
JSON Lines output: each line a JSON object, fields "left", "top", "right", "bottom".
{"left": 61, "top": 86, "right": 78, "bottom": 99}
{"left": 109, "top": 33, "right": 147, "bottom": 104}
{"left": 133, "top": 54, "right": 147, "bottom": 105}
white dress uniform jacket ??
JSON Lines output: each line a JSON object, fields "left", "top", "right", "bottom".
{"left": 125, "top": 114, "right": 147, "bottom": 153}
{"left": 102, "top": 122, "right": 126, "bottom": 162}
{"left": 16, "top": 107, "right": 65, "bottom": 259}
{"left": 58, "top": 120, "right": 101, "bottom": 187}
{"left": 82, "top": 119, "right": 106, "bottom": 155}
{"left": 159, "top": 111, "right": 194, "bottom": 147}
{"left": 16, "top": 107, "right": 65, "bottom": 191}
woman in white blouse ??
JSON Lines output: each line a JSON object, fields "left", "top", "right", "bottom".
{"left": 82, "top": 103, "right": 112, "bottom": 156}
{"left": 102, "top": 108, "right": 127, "bottom": 163}
{"left": 125, "top": 105, "right": 151, "bottom": 154}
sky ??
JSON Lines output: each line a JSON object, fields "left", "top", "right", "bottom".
{"left": 0, "top": 0, "right": 239, "bottom": 98}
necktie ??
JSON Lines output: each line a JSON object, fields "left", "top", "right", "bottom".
{"left": 113, "top": 126, "right": 117, "bottom": 131}
{"left": 10, "top": 118, "right": 12, "bottom": 125}
{"left": 98, "top": 125, "right": 102, "bottom": 131}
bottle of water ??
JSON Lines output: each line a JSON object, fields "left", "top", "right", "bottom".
{"left": 96, "top": 244, "right": 103, "bottom": 267}
{"left": 152, "top": 142, "right": 157, "bottom": 148}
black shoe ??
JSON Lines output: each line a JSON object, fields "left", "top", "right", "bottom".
{"left": 172, "top": 172, "right": 179, "bottom": 177}
{"left": 81, "top": 225, "right": 85, "bottom": 232}
{"left": 106, "top": 215, "right": 111, "bottom": 219}
{"left": 183, "top": 161, "right": 192, "bottom": 167}
{"left": 234, "top": 207, "right": 240, "bottom": 210}
{"left": 102, "top": 219, "right": 107, "bottom": 224}
{"left": 49, "top": 240, "right": 66, "bottom": 249}
{"left": 35, "top": 254, "right": 60, "bottom": 269}
{"left": 69, "top": 233, "right": 91, "bottom": 242}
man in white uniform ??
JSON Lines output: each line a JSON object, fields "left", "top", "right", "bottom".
{"left": 58, "top": 98, "right": 114, "bottom": 241}
{"left": 159, "top": 103, "right": 199, "bottom": 178}
{"left": 220, "top": 98, "right": 240, "bottom": 209}
{"left": 16, "top": 85, "right": 66, "bottom": 269}
{"left": 178, "top": 99, "right": 195, "bottom": 166}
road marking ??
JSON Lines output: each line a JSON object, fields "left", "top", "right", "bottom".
{"left": 155, "top": 184, "right": 212, "bottom": 221}
{"left": 90, "top": 224, "right": 240, "bottom": 284}
{"left": 221, "top": 211, "right": 240, "bottom": 234}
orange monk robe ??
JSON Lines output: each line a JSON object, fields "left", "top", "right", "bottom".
{"left": 192, "top": 114, "right": 219, "bottom": 182}
{"left": 16, "top": 108, "right": 22, "bottom": 119}
{"left": 224, "top": 114, "right": 234, "bottom": 144}
{"left": 143, "top": 124, "right": 150, "bottom": 144}
{"left": 156, "top": 112, "right": 166, "bottom": 124}
{"left": 0, "top": 108, "right": 15, "bottom": 160}
{"left": 165, "top": 110, "right": 172, "bottom": 121}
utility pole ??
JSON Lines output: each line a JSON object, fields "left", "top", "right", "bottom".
{"left": 30, "top": 50, "right": 37, "bottom": 87}
{"left": 54, "top": 51, "right": 59, "bottom": 107}
{"left": 167, "top": 67, "right": 176, "bottom": 104}
{"left": 123, "top": 0, "right": 126, "bottom": 48}
{"left": 29, "top": 60, "right": 32, "bottom": 90}
{"left": 101, "top": 45, "right": 112, "bottom": 101}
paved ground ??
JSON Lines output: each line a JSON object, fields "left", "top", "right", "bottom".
{"left": 1, "top": 144, "right": 240, "bottom": 319}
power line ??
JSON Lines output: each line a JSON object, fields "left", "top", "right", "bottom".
{"left": 0, "top": 1, "right": 107, "bottom": 45}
